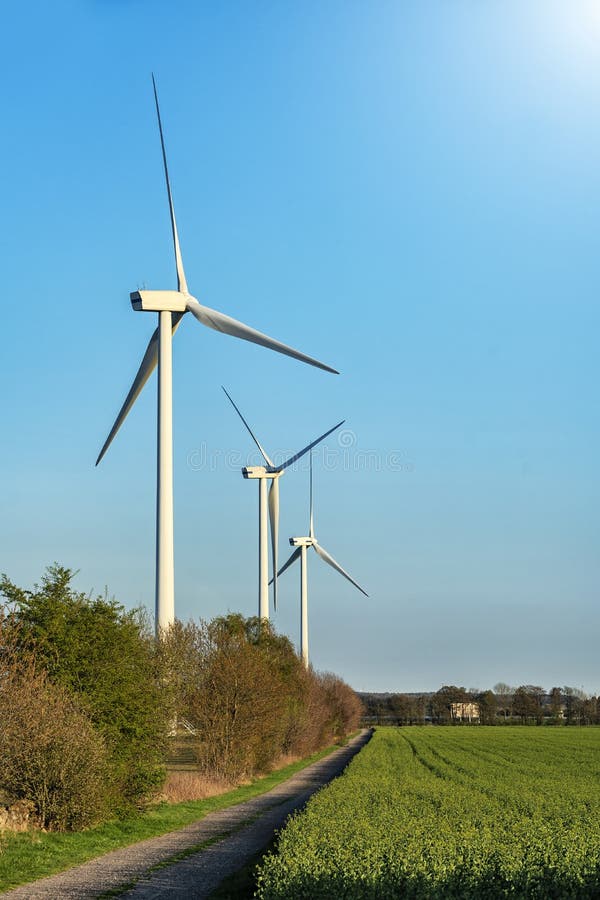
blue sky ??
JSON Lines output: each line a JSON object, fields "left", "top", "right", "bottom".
{"left": 1, "top": 1, "right": 598, "bottom": 692}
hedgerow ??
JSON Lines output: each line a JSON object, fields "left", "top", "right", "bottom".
{"left": 156, "top": 615, "right": 362, "bottom": 781}
{"left": 0, "top": 567, "right": 362, "bottom": 830}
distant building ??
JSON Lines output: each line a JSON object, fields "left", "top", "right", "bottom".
{"left": 450, "top": 701, "right": 480, "bottom": 722}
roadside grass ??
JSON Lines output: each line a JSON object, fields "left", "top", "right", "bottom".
{"left": 0, "top": 743, "right": 340, "bottom": 893}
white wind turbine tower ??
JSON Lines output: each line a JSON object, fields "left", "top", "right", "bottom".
{"left": 96, "top": 76, "right": 338, "bottom": 635}
{"left": 222, "top": 387, "right": 343, "bottom": 620}
{"left": 273, "top": 455, "right": 368, "bottom": 668}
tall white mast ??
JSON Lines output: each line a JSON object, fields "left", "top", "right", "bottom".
{"left": 96, "top": 79, "right": 338, "bottom": 636}
{"left": 156, "top": 309, "right": 175, "bottom": 630}
{"left": 274, "top": 455, "right": 368, "bottom": 668}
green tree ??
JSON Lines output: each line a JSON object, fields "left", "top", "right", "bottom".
{"left": 477, "top": 690, "right": 497, "bottom": 724}
{"left": 581, "top": 697, "right": 596, "bottom": 725}
{"left": 549, "top": 686, "right": 563, "bottom": 723}
{"left": 493, "top": 682, "right": 513, "bottom": 721}
{"left": 409, "top": 695, "right": 426, "bottom": 724}
{"left": 432, "top": 685, "right": 468, "bottom": 724}
{"left": 388, "top": 694, "right": 412, "bottom": 725}
{"left": 563, "top": 686, "right": 587, "bottom": 725}
{"left": 1, "top": 565, "right": 168, "bottom": 810}
{"left": 513, "top": 685, "right": 544, "bottom": 724}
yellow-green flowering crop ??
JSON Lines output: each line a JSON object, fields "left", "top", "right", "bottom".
{"left": 256, "top": 726, "right": 600, "bottom": 899}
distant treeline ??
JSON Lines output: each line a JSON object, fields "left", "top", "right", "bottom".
{"left": 0, "top": 565, "right": 362, "bottom": 832}
{"left": 360, "top": 683, "right": 600, "bottom": 726}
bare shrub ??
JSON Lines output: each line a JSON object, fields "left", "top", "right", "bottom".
{"left": 318, "top": 672, "right": 364, "bottom": 741}
{"left": 0, "top": 623, "right": 111, "bottom": 831}
{"left": 285, "top": 667, "right": 333, "bottom": 756}
{"left": 1, "top": 566, "right": 168, "bottom": 813}
{"left": 157, "top": 615, "right": 363, "bottom": 785}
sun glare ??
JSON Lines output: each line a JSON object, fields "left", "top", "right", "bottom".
{"left": 543, "top": 0, "right": 600, "bottom": 68}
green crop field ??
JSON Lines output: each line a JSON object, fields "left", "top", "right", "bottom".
{"left": 255, "top": 726, "right": 600, "bottom": 899}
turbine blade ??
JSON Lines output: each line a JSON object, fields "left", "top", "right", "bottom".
{"left": 268, "top": 479, "right": 279, "bottom": 610}
{"left": 277, "top": 420, "right": 345, "bottom": 472}
{"left": 268, "top": 546, "right": 302, "bottom": 585}
{"left": 221, "top": 387, "right": 273, "bottom": 467}
{"left": 312, "top": 541, "right": 368, "bottom": 596}
{"left": 309, "top": 453, "right": 314, "bottom": 538}
{"left": 186, "top": 297, "right": 339, "bottom": 374}
{"left": 152, "top": 74, "right": 188, "bottom": 293}
{"left": 95, "top": 314, "right": 183, "bottom": 465}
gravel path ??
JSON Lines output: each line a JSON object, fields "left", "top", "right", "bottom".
{"left": 3, "top": 731, "right": 371, "bottom": 899}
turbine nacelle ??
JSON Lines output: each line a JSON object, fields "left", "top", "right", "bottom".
{"left": 290, "top": 536, "right": 314, "bottom": 547}
{"left": 242, "top": 466, "right": 284, "bottom": 480}
{"left": 130, "top": 290, "right": 189, "bottom": 313}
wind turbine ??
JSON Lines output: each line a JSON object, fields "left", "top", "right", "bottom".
{"left": 96, "top": 76, "right": 338, "bottom": 635}
{"left": 273, "top": 455, "right": 368, "bottom": 668}
{"left": 222, "top": 387, "right": 343, "bottom": 620}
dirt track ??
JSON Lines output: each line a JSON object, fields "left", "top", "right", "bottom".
{"left": 3, "top": 730, "right": 371, "bottom": 899}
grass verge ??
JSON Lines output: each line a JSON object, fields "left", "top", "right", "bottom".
{"left": 0, "top": 743, "right": 340, "bottom": 893}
